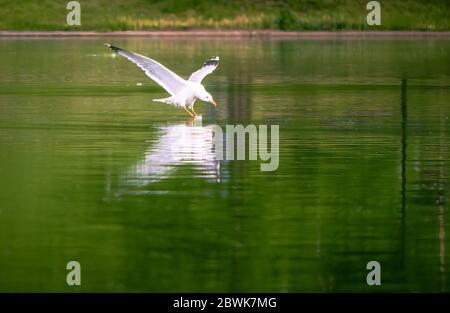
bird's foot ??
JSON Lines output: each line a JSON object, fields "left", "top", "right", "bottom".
{"left": 184, "top": 106, "right": 195, "bottom": 118}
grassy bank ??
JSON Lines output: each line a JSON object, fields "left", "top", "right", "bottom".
{"left": 0, "top": 0, "right": 449, "bottom": 31}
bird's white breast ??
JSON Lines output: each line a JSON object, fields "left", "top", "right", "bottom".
{"left": 173, "top": 82, "right": 204, "bottom": 107}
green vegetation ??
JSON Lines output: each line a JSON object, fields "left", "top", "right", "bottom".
{"left": 0, "top": 0, "right": 449, "bottom": 31}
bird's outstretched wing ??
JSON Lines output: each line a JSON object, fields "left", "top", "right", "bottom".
{"left": 188, "top": 56, "right": 219, "bottom": 83}
{"left": 105, "top": 43, "right": 186, "bottom": 95}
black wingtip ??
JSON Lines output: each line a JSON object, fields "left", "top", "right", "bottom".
{"left": 104, "top": 43, "right": 120, "bottom": 53}
{"left": 203, "top": 56, "right": 219, "bottom": 67}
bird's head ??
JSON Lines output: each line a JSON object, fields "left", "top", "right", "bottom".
{"left": 199, "top": 90, "right": 217, "bottom": 107}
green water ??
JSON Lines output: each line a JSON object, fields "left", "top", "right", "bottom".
{"left": 0, "top": 37, "right": 449, "bottom": 292}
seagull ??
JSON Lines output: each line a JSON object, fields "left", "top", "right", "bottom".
{"left": 105, "top": 43, "right": 219, "bottom": 118}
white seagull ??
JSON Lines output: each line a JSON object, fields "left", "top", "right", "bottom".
{"left": 105, "top": 43, "right": 219, "bottom": 118}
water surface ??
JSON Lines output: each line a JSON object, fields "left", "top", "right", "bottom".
{"left": 0, "top": 37, "right": 449, "bottom": 292}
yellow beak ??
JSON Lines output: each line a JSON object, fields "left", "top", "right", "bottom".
{"left": 210, "top": 99, "right": 217, "bottom": 107}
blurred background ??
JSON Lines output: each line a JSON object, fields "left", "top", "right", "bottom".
{"left": 0, "top": 0, "right": 449, "bottom": 31}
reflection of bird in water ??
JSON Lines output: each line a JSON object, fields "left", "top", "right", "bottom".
{"left": 105, "top": 43, "right": 219, "bottom": 118}
{"left": 127, "top": 122, "right": 220, "bottom": 185}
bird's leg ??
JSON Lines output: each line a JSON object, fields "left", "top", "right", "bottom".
{"left": 184, "top": 106, "right": 195, "bottom": 118}
{"left": 187, "top": 105, "right": 197, "bottom": 117}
